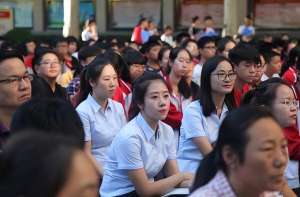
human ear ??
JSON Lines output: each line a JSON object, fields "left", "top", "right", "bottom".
{"left": 222, "top": 145, "right": 239, "bottom": 170}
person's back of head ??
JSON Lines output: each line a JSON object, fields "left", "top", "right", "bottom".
{"left": 0, "top": 131, "right": 83, "bottom": 197}
{"left": 78, "top": 45, "right": 102, "bottom": 65}
{"left": 10, "top": 98, "right": 84, "bottom": 148}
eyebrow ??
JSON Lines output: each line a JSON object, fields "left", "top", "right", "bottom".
{"left": 1, "top": 71, "right": 29, "bottom": 78}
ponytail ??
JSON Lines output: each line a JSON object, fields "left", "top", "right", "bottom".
{"left": 78, "top": 67, "right": 92, "bottom": 104}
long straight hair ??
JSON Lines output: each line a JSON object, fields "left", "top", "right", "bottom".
{"left": 197, "top": 55, "right": 236, "bottom": 117}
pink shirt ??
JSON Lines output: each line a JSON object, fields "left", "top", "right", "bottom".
{"left": 189, "top": 170, "right": 281, "bottom": 197}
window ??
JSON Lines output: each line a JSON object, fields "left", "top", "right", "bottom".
{"left": 45, "top": 0, "right": 95, "bottom": 29}
{"left": 107, "top": 0, "right": 161, "bottom": 29}
{"left": 176, "top": 0, "right": 224, "bottom": 29}
{"left": 0, "top": 0, "right": 33, "bottom": 28}
{"left": 45, "top": 0, "right": 63, "bottom": 28}
{"left": 254, "top": 0, "right": 300, "bottom": 28}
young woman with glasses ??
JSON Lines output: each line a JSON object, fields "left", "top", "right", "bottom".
{"left": 177, "top": 55, "right": 236, "bottom": 174}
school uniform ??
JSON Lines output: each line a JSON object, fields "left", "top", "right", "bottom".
{"left": 76, "top": 94, "right": 127, "bottom": 167}
{"left": 177, "top": 100, "right": 228, "bottom": 173}
{"left": 100, "top": 113, "right": 176, "bottom": 196}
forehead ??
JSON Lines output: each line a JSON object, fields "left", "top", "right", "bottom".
{"left": 146, "top": 80, "right": 168, "bottom": 94}
{"left": 215, "top": 60, "right": 233, "bottom": 71}
{"left": 204, "top": 42, "right": 215, "bottom": 47}
{"left": 100, "top": 64, "right": 116, "bottom": 76}
{"left": 246, "top": 118, "right": 283, "bottom": 146}
{"left": 42, "top": 53, "right": 59, "bottom": 60}
{"left": 177, "top": 50, "right": 190, "bottom": 58}
{"left": 0, "top": 58, "right": 26, "bottom": 77}
{"left": 276, "top": 85, "right": 295, "bottom": 98}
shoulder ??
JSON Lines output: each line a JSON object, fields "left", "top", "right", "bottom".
{"left": 184, "top": 100, "right": 203, "bottom": 115}
{"left": 189, "top": 186, "right": 218, "bottom": 197}
{"left": 76, "top": 99, "right": 90, "bottom": 113}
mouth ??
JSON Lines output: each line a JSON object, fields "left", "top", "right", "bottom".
{"left": 158, "top": 109, "right": 168, "bottom": 114}
{"left": 222, "top": 84, "right": 232, "bottom": 88}
{"left": 290, "top": 114, "right": 297, "bottom": 120}
{"left": 18, "top": 93, "right": 31, "bottom": 101}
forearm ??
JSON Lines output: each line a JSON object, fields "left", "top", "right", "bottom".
{"left": 137, "top": 173, "right": 184, "bottom": 196}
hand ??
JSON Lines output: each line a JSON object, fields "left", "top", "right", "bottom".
{"left": 178, "top": 172, "right": 194, "bottom": 188}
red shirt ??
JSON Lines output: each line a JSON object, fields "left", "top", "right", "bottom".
{"left": 113, "top": 79, "right": 132, "bottom": 116}
{"left": 282, "top": 67, "right": 297, "bottom": 86}
{"left": 284, "top": 125, "right": 300, "bottom": 160}
{"left": 233, "top": 84, "right": 250, "bottom": 107}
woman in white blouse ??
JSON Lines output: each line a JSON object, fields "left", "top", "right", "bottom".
{"left": 76, "top": 55, "right": 127, "bottom": 176}
{"left": 177, "top": 55, "right": 236, "bottom": 173}
{"left": 100, "top": 72, "right": 192, "bottom": 197}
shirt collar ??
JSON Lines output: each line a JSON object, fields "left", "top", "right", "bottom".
{"left": 136, "top": 113, "right": 158, "bottom": 141}
{"left": 212, "top": 170, "right": 236, "bottom": 196}
{"left": 87, "top": 94, "right": 112, "bottom": 113}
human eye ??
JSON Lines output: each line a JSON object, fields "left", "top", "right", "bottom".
{"left": 163, "top": 93, "right": 170, "bottom": 98}
{"left": 7, "top": 77, "right": 19, "bottom": 84}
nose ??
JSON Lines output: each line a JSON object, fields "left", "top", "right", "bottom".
{"left": 273, "top": 146, "right": 288, "bottom": 169}
{"left": 19, "top": 78, "right": 31, "bottom": 90}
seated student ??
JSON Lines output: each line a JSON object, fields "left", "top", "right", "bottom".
{"left": 177, "top": 56, "right": 236, "bottom": 174}
{"left": 261, "top": 49, "right": 282, "bottom": 81}
{"left": 216, "top": 36, "right": 236, "bottom": 59}
{"left": 164, "top": 47, "right": 196, "bottom": 150}
{"left": 10, "top": 98, "right": 85, "bottom": 148}
{"left": 0, "top": 132, "right": 99, "bottom": 197}
{"left": 31, "top": 47, "right": 68, "bottom": 100}
{"left": 114, "top": 47, "right": 145, "bottom": 114}
{"left": 158, "top": 46, "right": 172, "bottom": 75}
{"left": 190, "top": 106, "right": 294, "bottom": 197}
{"left": 76, "top": 54, "right": 127, "bottom": 176}
{"left": 228, "top": 44, "right": 261, "bottom": 106}
{"left": 100, "top": 72, "right": 193, "bottom": 197}
{"left": 243, "top": 78, "right": 300, "bottom": 195}
{"left": 66, "top": 45, "right": 102, "bottom": 97}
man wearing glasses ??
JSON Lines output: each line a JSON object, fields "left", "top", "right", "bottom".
{"left": 229, "top": 44, "right": 261, "bottom": 106}
{"left": 0, "top": 50, "right": 32, "bottom": 148}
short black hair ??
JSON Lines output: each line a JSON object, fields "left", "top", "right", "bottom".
{"left": 261, "top": 49, "right": 281, "bottom": 64}
{"left": 197, "top": 36, "right": 216, "bottom": 49}
{"left": 140, "top": 40, "right": 161, "bottom": 54}
{"left": 204, "top": 15, "right": 213, "bottom": 21}
{"left": 0, "top": 49, "right": 24, "bottom": 64}
{"left": 32, "top": 47, "right": 60, "bottom": 74}
{"left": 0, "top": 131, "right": 84, "bottom": 197}
{"left": 229, "top": 43, "right": 260, "bottom": 65}
{"left": 10, "top": 98, "right": 85, "bottom": 148}
{"left": 192, "top": 16, "right": 199, "bottom": 23}
{"left": 78, "top": 45, "right": 102, "bottom": 62}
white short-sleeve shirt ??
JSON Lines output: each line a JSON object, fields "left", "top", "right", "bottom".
{"left": 177, "top": 100, "right": 228, "bottom": 173}
{"left": 76, "top": 94, "right": 127, "bottom": 167}
{"left": 100, "top": 113, "right": 176, "bottom": 196}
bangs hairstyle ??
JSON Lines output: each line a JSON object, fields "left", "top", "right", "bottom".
{"left": 168, "top": 47, "right": 193, "bottom": 99}
{"left": 78, "top": 54, "right": 114, "bottom": 104}
{"left": 32, "top": 47, "right": 60, "bottom": 75}
{"left": 241, "top": 78, "right": 293, "bottom": 107}
{"left": 198, "top": 55, "right": 236, "bottom": 117}
{"left": 128, "top": 72, "right": 168, "bottom": 120}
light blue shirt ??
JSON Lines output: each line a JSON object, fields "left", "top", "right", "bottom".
{"left": 100, "top": 113, "right": 176, "bottom": 196}
{"left": 76, "top": 94, "right": 127, "bottom": 167}
{"left": 177, "top": 100, "right": 228, "bottom": 173}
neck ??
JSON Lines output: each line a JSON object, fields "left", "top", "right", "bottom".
{"left": 234, "top": 77, "right": 246, "bottom": 91}
{"left": 92, "top": 94, "right": 108, "bottom": 109}
{"left": 44, "top": 78, "right": 57, "bottom": 92}
{"left": 169, "top": 71, "right": 181, "bottom": 93}
{"left": 141, "top": 111, "right": 158, "bottom": 131}
{"left": 211, "top": 92, "right": 225, "bottom": 110}
{"left": 264, "top": 67, "right": 274, "bottom": 78}
{"left": 228, "top": 172, "right": 263, "bottom": 197}
{"left": 0, "top": 107, "right": 15, "bottom": 129}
